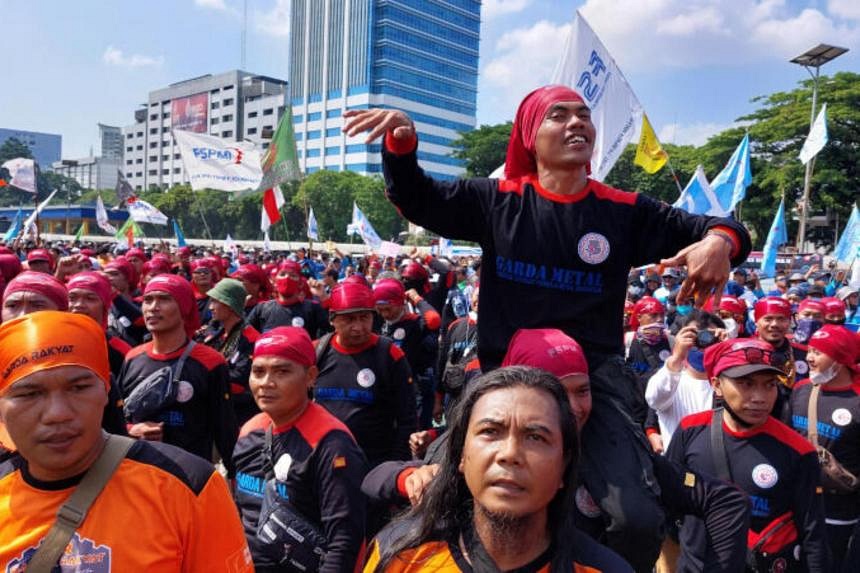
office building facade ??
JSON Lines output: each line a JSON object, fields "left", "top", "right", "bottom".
{"left": 122, "top": 70, "right": 288, "bottom": 191}
{"left": 99, "top": 124, "right": 124, "bottom": 161}
{"left": 0, "top": 128, "right": 62, "bottom": 168}
{"left": 289, "top": 0, "right": 480, "bottom": 181}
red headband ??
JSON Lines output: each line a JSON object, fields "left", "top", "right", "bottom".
{"left": 505, "top": 85, "right": 586, "bottom": 180}
{"left": 630, "top": 296, "right": 665, "bottom": 331}
{"left": 808, "top": 325, "right": 860, "bottom": 372}
{"left": 502, "top": 328, "right": 589, "bottom": 378}
{"left": 718, "top": 295, "right": 746, "bottom": 316}
{"left": 821, "top": 297, "right": 846, "bottom": 315}
{"left": 3, "top": 271, "right": 69, "bottom": 311}
{"left": 253, "top": 326, "right": 315, "bottom": 367}
{"left": 143, "top": 274, "right": 200, "bottom": 337}
{"left": 754, "top": 297, "right": 791, "bottom": 320}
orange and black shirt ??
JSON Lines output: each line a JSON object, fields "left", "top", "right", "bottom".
{"left": 0, "top": 440, "right": 253, "bottom": 572}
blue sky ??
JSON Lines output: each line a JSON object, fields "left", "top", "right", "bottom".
{"left": 0, "top": 0, "right": 857, "bottom": 160}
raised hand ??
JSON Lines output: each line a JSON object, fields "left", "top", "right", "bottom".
{"left": 342, "top": 108, "right": 415, "bottom": 144}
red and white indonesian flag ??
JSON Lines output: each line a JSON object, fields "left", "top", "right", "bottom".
{"left": 551, "top": 11, "right": 643, "bottom": 181}
{"left": 1, "top": 158, "right": 36, "bottom": 193}
{"left": 260, "top": 186, "right": 285, "bottom": 232}
{"left": 173, "top": 130, "right": 263, "bottom": 192}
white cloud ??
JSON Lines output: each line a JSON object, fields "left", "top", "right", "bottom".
{"left": 194, "top": 0, "right": 227, "bottom": 10}
{"left": 829, "top": 0, "right": 860, "bottom": 21}
{"left": 102, "top": 46, "right": 163, "bottom": 68}
{"left": 483, "top": 0, "right": 533, "bottom": 20}
{"left": 479, "top": 20, "right": 571, "bottom": 118}
{"left": 658, "top": 121, "right": 734, "bottom": 147}
{"left": 751, "top": 8, "right": 857, "bottom": 57}
{"left": 255, "top": 0, "right": 290, "bottom": 37}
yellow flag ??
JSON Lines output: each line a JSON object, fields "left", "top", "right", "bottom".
{"left": 634, "top": 114, "right": 668, "bottom": 174}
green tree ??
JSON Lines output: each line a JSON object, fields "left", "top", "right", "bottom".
{"left": 451, "top": 122, "right": 512, "bottom": 177}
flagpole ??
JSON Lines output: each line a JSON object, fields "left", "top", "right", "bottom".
{"left": 194, "top": 190, "right": 213, "bottom": 241}
{"left": 665, "top": 159, "right": 684, "bottom": 195}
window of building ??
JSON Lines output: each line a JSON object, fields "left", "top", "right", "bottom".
{"left": 150, "top": 114, "right": 158, "bottom": 120}
{"left": 211, "top": 88, "right": 220, "bottom": 94}
{"left": 222, "top": 130, "right": 233, "bottom": 138}
{"left": 162, "top": 154, "right": 169, "bottom": 161}
{"left": 223, "top": 98, "right": 234, "bottom": 106}
{"left": 222, "top": 114, "right": 233, "bottom": 122}
{"left": 135, "top": 172, "right": 142, "bottom": 177}
{"left": 162, "top": 127, "right": 169, "bottom": 133}
{"left": 126, "top": 172, "right": 133, "bottom": 177}
{"left": 126, "top": 160, "right": 133, "bottom": 165}
{"left": 136, "top": 145, "right": 143, "bottom": 150}
{"left": 126, "top": 133, "right": 134, "bottom": 140}
{"left": 162, "top": 112, "right": 169, "bottom": 119}
{"left": 307, "top": 111, "right": 322, "bottom": 121}
{"left": 247, "top": 127, "right": 257, "bottom": 135}
{"left": 326, "top": 109, "right": 342, "bottom": 119}
{"left": 211, "top": 101, "right": 220, "bottom": 109}
{"left": 262, "top": 142, "right": 270, "bottom": 149}
{"left": 293, "top": 114, "right": 303, "bottom": 123}
{"left": 162, "top": 169, "right": 169, "bottom": 175}
{"left": 149, "top": 156, "right": 158, "bottom": 162}
{"left": 306, "top": 130, "right": 321, "bottom": 140}
{"left": 150, "top": 128, "right": 158, "bottom": 134}
{"left": 149, "top": 142, "right": 158, "bottom": 149}
{"left": 325, "top": 127, "right": 340, "bottom": 137}
{"left": 174, "top": 153, "right": 181, "bottom": 159}
{"left": 161, "top": 141, "right": 169, "bottom": 147}
{"left": 126, "top": 146, "right": 133, "bottom": 152}
{"left": 211, "top": 117, "right": 220, "bottom": 125}
{"left": 174, "top": 168, "right": 181, "bottom": 174}
{"left": 136, "top": 131, "right": 143, "bottom": 137}
{"left": 224, "top": 85, "right": 234, "bottom": 91}
{"left": 149, "top": 169, "right": 158, "bottom": 176}
{"left": 248, "top": 111, "right": 258, "bottom": 118}
{"left": 263, "top": 108, "right": 273, "bottom": 116}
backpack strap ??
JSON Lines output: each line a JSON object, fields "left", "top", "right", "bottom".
{"left": 709, "top": 408, "right": 733, "bottom": 482}
{"left": 807, "top": 384, "right": 821, "bottom": 448}
{"left": 26, "top": 434, "right": 135, "bottom": 572}
{"left": 172, "top": 340, "right": 196, "bottom": 381}
{"left": 315, "top": 332, "right": 334, "bottom": 364}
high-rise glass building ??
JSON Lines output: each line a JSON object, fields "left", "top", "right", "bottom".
{"left": 289, "top": 0, "right": 480, "bottom": 181}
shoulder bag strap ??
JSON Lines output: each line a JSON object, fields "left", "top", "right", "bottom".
{"left": 172, "top": 340, "right": 197, "bottom": 381}
{"left": 315, "top": 332, "right": 334, "bottom": 364}
{"left": 26, "top": 434, "right": 135, "bottom": 573}
{"left": 807, "top": 384, "right": 821, "bottom": 448}
{"left": 709, "top": 408, "right": 733, "bottom": 482}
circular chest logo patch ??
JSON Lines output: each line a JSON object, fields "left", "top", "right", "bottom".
{"left": 832, "top": 408, "right": 852, "bottom": 427}
{"left": 795, "top": 360, "right": 809, "bottom": 375}
{"left": 356, "top": 368, "right": 376, "bottom": 388}
{"left": 659, "top": 349, "right": 671, "bottom": 362}
{"left": 577, "top": 232, "right": 610, "bottom": 265}
{"left": 393, "top": 328, "right": 406, "bottom": 341}
{"left": 751, "top": 463, "right": 779, "bottom": 489}
{"left": 291, "top": 316, "right": 305, "bottom": 328}
{"left": 176, "top": 380, "right": 195, "bottom": 403}
{"left": 575, "top": 485, "right": 602, "bottom": 518}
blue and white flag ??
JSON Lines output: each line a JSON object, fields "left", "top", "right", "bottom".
{"left": 350, "top": 202, "right": 381, "bottom": 250}
{"left": 799, "top": 103, "right": 828, "bottom": 165}
{"left": 710, "top": 133, "right": 752, "bottom": 214}
{"left": 760, "top": 198, "right": 788, "bottom": 278}
{"left": 833, "top": 204, "right": 859, "bottom": 264}
{"left": 173, "top": 219, "right": 187, "bottom": 247}
{"left": 307, "top": 207, "right": 319, "bottom": 241}
{"left": 127, "top": 198, "right": 168, "bottom": 226}
{"left": 2, "top": 208, "right": 22, "bottom": 242}
{"left": 673, "top": 165, "right": 728, "bottom": 216}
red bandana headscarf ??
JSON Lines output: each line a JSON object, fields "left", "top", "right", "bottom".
{"left": 3, "top": 271, "right": 69, "bottom": 311}
{"left": 143, "top": 274, "right": 200, "bottom": 337}
{"left": 505, "top": 85, "right": 587, "bottom": 179}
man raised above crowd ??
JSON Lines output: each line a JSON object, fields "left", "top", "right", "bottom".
{"left": 344, "top": 85, "right": 751, "bottom": 570}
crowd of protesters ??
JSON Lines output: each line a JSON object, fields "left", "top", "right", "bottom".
{"left": 0, "top": 84, "right": 858, "bottom": 573}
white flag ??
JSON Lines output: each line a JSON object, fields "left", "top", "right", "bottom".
{"left": 351, "top": 202, "right": 382, "bottom": 250}
{"left": 173, "top": 130, "right": 263, "bottom": 192}
{"left": 127, "top": 198, "right": 168, "bottom": 225}
{"left": 551, "top": 11, "right": 643, "bottom": 181}
{"left": 23, "top": 189, "right": 58, "bottom": 232}
{"left": 1, "top": 158, "right": 36, "bottom": 193}
{"left": 307, "top": 207, "right": 319, "bottom": 240}
{"left": 799, "top": 103, "right": 828, "bottom": 165}
{"left": 96, "top": 195, "right": 117, "bottom": 234}
{"left": 263, "top": 231, "right": 272, "bottom": 253}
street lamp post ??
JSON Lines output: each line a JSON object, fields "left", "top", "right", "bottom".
{"left": 790, "top": 43, "right": 848, "bottom": 251}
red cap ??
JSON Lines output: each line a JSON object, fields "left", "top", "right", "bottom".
{"left": 373, "top": 278, "right": 405, "bottom": 305}
{"left": 143, "top": 274, "right": 200, "bottom": 337}
{"left": 505, "top": 85, "right": 587, "bottom": 179}
{"left": 704, "top": 338, "right": 783, "bottom": 379}
{"left": 808, "top": 325, "right": 860, "bottom": 372}
{"left": 798, "top": 298, "right": 825, "bottom": 315}
{"left": 27, "top": 248, "right": 53, "bottom": 264}
{"left": 821, "top": 297, "right": 846, "bottom": 315}
{"left": 278, "top": 260, "right": 302, "bottom": 275}
{"left": 3, "top": 271, "right": 69, "bottom": 311}
{"left": 502, "top": 328, "right": 589, "bottom": 379}
{"left": 329, "top": 282, "right": 374, "bottom": 315}
{"left": 754, "top": 296, "right": 791, "bottom": 321}
{"left": 126, "top": 247, "right": 147, "bottom": 262}
{"left": 630, "top": 296, "right": 665, "bottom": 330}
{"left": 718, "top": 295, "right": 746, "bottom": 316}
{"left": 253, "top": 326, "right": 315, "bottom": 367}
{"left": 343, "top": 273, "right": 370, "bottom": 288}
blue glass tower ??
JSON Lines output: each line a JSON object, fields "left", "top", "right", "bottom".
{"left": 289, "top": 0, "right": 480, "bottom": 180}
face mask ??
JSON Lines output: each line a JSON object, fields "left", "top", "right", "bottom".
{"left": 687, "top": 348, "right": 706, "bottom": 373}
{"left": 793, "top": 318, "right": 823, "bottom": 344}
{"left": 276, "top": 276, "right": 300, "bottom": 297}
{"left": 636, "top": 323, "right": 666, "bottom": 345}
{"left": 810, "top": 363, "right": 840, "bottom": 385}
{"left": 722, "top": 318, "right": 738, "bottom": 339}
{"left": 676, "top": 304, "right": 693, "bottom": 317}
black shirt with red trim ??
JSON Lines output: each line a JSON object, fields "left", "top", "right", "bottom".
{"left": 247, "top": 298, "right": 331, "bottom": 338}
{"left": 378, "top": 299, "right": 441, "bottom": 376}
{"left": 232, "top": 405, "right": 368, "bottom": 572}
{"left": 313, "top": 334, "right": 416, "bottom": 466}
{"left": 789, "top": 377, "right": 860, "bottom": 521}
{"left": 666, "top": 410, "right": 829, "bottom": 571}
{"left": 197, "top": 321, "right": 262, "bottom": 426}
{"left": 382, "top": 142, "right": 751, "bottom": 368}
{"left": 117, "top": 340, "right": 238, "bottom": 474}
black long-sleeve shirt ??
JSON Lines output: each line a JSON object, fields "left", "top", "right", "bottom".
{"left": 117, "top": 340, "right": 238, "bottom": 475}
{"left": 232, "top": 405, "right": 368, "bottom": 572}
{"left": 247, "top": 298, "right": 331, "bottom": 338}
{"left": 382, "top": 142, "right": 751, "bottom": 368}
{"left": 667, "top": 410, "right": 829, "bottom": 571}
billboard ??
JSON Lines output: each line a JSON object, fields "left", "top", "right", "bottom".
{"left": 171, "top": 93, "right": 208, "bottom": 133}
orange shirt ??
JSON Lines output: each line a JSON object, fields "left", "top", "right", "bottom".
{"left": 0, "top": 440, "right": 253, "bottom": 572}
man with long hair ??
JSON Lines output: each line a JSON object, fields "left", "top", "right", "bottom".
{"left": 364, "top": 366, "right": 630, "bottom": 572}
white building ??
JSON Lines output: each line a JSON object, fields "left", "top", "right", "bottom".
{"left": 122, "top": 70, "right": 288, "bottom": 191}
